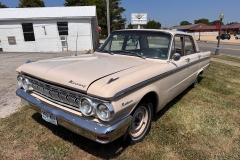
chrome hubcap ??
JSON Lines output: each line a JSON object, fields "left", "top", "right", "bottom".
{"left": 130, "top": 106, "right": 148, "bottom": 138}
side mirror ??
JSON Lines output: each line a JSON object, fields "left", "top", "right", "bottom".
{"left": 172, "top": 53, "right": 181, "bottom": 61}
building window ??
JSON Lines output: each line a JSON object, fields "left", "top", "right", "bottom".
{"left": 57, "top": 22, "right": 68, "bottom": 35}
{"left": 8, "top": 36, "right": 17, "bottom": 45}
{"left": 60, "top": 36, "right": 68, "bottom": 47}
{"left": 22, "top": 23, "right": 35, "bottom": 41}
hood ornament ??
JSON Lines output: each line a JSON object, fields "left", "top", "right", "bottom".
{"left": 107, "top": 77, "right": 119, "bottom": 84}
{"left": 69, "top": 80, "right": 86, "bottom": 88}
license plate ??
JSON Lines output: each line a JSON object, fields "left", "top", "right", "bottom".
{"left": 41, "top": 110, "right": 58, "bottom": 125}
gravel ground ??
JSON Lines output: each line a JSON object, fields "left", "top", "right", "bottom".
{"left": 0, "top": 51, "right": 85, "bottom": 118}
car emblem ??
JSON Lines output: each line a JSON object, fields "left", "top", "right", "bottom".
{"left": 122, "top": 100, "right": 133, "bottom": 107}
{"left": 68, "top": 80, "right": 86, "bottom": 88}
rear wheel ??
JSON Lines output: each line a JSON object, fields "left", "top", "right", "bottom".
{"left": 126, "top": 101, "right": 153, "bottom": 144}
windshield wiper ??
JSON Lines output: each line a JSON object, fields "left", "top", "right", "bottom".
{"left": 97, "top": 49, "right": 114, "bottom": 55}
{"left": 120, "top": 50, "right": 145, "bottom": 59}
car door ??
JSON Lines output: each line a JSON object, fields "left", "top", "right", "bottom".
{"left": 184, "top": 35, "right": 200, "bottom": 85}
{"left": 168, "top": 35, "right": 191, "bottom": 101}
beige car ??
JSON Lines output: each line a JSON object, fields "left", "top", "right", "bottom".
{"left": 16, "top": 29, "right": 211, "bottom": 144}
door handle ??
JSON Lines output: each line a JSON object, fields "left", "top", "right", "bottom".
{"left": 198, "top": 55, "right": 201, "bottom": 58}
{"left": 185, "top": 58, "right": 190, "bottom": 62}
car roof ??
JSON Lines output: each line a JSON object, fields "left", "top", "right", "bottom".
{"left": 114, "top": 29, "right": 193, "bottom": 36}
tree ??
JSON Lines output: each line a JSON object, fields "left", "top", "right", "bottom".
{"left": 64, "top": 0, "right": 126, "bottom": 36}
{"left": 194, "top": 18, "right": 209, "bottom": 24}
{"left": 180, "top": 21, "right": 192, "bottom": 26}
{"left": 18, "top": 0, "right": 45, "bottom": 7}
{"left": 226, "top": 22, "right": 238, "bottom": 25}
{"left": 108, "top": 0, "right": 126, "bottom": 32}
{"left": 144, "top": 20, "right": 161, "bottom": 29}
{"left": 0, "top": 2, "right": 8, "bottom": 8}
{"left": 64, "top": 0, "right": 87, "bottom": 6}
{"left": 126, "top": 23, "right": 133, "bottom": 29}
{"left": 209, "top": 20, "right": 224, "bottom": 25}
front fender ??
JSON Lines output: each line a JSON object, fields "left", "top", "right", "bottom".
{"left": 110, "top": 76, "right": 171, "bottom": 124}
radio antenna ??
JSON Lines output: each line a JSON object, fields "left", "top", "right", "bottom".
{"left": 75, "top": 31, "right": 79, "bottom": 56}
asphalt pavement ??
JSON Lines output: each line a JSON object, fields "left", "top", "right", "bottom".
{"left": 197, "top": 41, "right": 240, "bottom": 57}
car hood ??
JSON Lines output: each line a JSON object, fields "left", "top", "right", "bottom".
{"left": 17, "top": 53, "right": 156, "bottom": 92}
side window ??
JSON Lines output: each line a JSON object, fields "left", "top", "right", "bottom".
{"left": 22, "top": 23, "right": 35, "bottom": 41}
{"left": 171, "top": 35, "right": 183, "bottom": 58}
{"left": 184, "top": 36, "right": 196, "bottom": 55}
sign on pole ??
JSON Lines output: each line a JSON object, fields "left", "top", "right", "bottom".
{"left": 131, "top": 13, "right": 147, "bottom": 25}
{"left": 216, "top": 22, "right": 220, "bottom": 29}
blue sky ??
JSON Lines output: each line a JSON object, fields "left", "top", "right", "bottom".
{"left": 1, "top": 0, "right": 239, "bottom": 27}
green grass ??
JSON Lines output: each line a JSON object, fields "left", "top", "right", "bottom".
{"left": 211, "top": 53, "right": 240, "bottom": 63}
{"left": 1, "top": 61, "right": 240, "bottom": 159}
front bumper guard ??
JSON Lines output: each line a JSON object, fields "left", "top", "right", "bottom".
{"left": 16, "top": 88, "right": 132, "bottom": 144}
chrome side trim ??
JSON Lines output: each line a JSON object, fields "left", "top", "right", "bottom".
{"left": 114, "top": 56, "right": 210, "bottom": 98}
{"left": 114, "top": 70, "right": 172, "bottom": 97}
{"left": 16, "top": 88, "right": 132, "bottom": 144}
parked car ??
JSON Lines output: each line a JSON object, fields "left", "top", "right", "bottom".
{"left": 216, "top": 34, "right": 231, "bottom": 40}
{"left": 16, "top": 30, "right": 211, "bottom": 144}
{"left": 235, "top": 33, "right": 240, "bottom": 40}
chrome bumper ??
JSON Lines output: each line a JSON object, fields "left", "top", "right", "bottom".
{"left": 16, "top": 88, "right": 132, "bottom": 144}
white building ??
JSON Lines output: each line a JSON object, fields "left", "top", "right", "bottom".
{"left": 0, "top": 6, "right": 99, "bottom": 52}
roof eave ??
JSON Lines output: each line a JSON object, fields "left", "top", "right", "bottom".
{"left": 0, "top": 16, "right": 95, "bottom": 21}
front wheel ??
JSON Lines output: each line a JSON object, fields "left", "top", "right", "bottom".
{"left": 192, "top": 74, "right": 200, "bottom": 88}
{"left": 127, "top": 101, "right": 153, "bottom": 144}
{"left": 236, "top": 37, "right": 238, "bottom": 40}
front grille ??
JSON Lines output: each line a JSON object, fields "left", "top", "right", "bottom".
{"left": 26, "top": 76, "right": 84, "bottom": 110}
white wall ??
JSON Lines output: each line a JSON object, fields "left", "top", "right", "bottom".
{"left": 0, "top": 18, "right": 96, "bottom": 52}
{"left": 189, "top": 32, "right": 218, "bottom": 36}
{"left": 68, "top": 19, "right": 92, "bottom": 51}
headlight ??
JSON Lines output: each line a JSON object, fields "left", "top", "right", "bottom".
{"left": 79, "top": 98, "right": 94, "bottom": 116}
{"left": 96, "top": 103, "right": 114, "bottom": 121}
{"left": 17, "top": 75, "right": 23, "bottom": 88}
{"left": 22, "top": 78, "right": 33, "bottom": 91}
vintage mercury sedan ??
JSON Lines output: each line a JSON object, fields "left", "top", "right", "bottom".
{"left": 16, "top": 29, "right": 211, "bottom": 144}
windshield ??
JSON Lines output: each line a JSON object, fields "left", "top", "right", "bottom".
{"left": 98, "top": 30, "right": 171, "bottom": 59}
